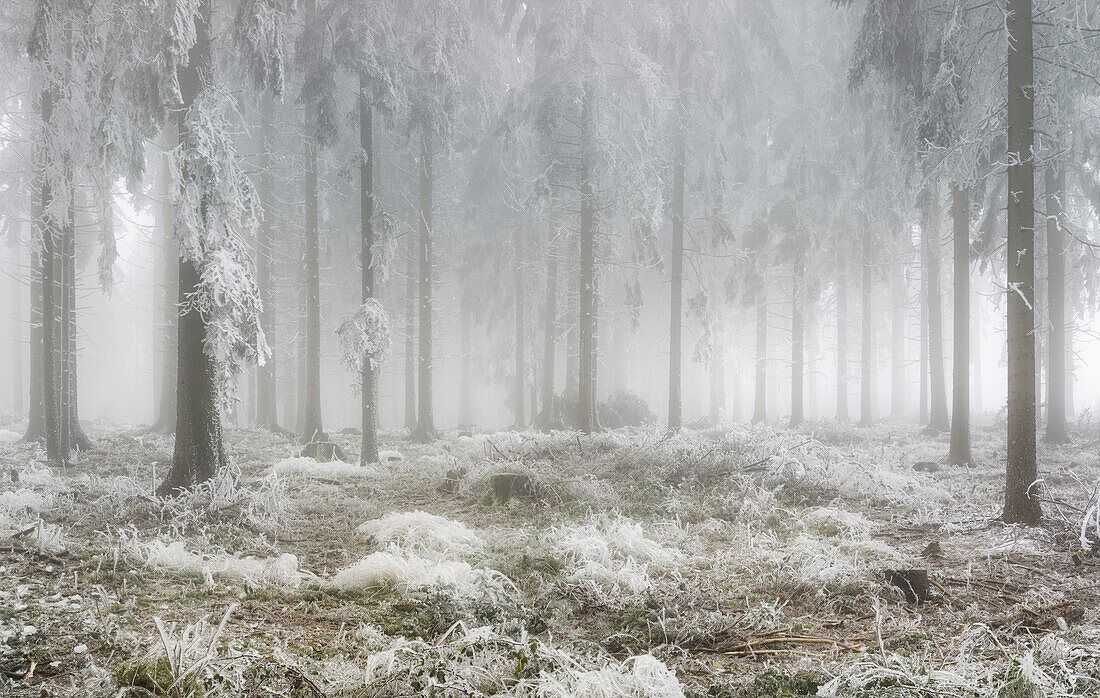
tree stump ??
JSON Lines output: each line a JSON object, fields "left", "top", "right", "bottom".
{"left": 885, "top": 569, "right": 930, "bottom": 603}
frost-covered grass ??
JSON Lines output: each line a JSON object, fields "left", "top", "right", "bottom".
{"left": 4, "top": 421, "right": 1100, "bottom": 696}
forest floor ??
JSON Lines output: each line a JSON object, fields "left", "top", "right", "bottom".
{"left": 1, "top": 417, "right": 1100, "bottom": 697}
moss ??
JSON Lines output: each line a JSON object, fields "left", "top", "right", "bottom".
{"left": 749, "top": 668, "right": 828, "bottom": 697}
{"left": 116, "top": 656, "right": 205, "bottom": 696}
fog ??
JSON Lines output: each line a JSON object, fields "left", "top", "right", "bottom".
{"left": 1, "top": 0, "right": 1100, "bottom": 695}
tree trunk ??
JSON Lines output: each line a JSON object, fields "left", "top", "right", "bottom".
{"left": 947, "top": 184, "right": 971, "bottom": 464}
{"left": 1066, "top": 287, "right": 1075, "bottom": 419}
{"left": 151, "top": 127, "right": 178, "bottom": 434}
{"left": 971, "top": 273, "right": 984, "bottom": 415}
{"left": 255, "top": 96, "right": 280, "bottom": 432}
{"left": 513, "top": 225, "right": 525, "bottom": 428}
{"left": 300, "top": 114, "right": 324, "bottom": 443}
{"left": 404, "top": 214, "right": 416, "bottom": 431}
{"left": 578, "top": 90, "right": 596, "bottom": 435}
{"left": 1043, "top": 164, "right": 1068, "bottom": 443}
{"left": 161, "top": 0, "right": 227, "bottom": 494}
{"left": 710, "top": 308, "right": 726, "bottom": 425}
{"left": 752, "top": 291, "right": 766, "bottom": 423}
{"left": 836, "top": 259, "right": 849, "bottom": 422}
{"left": 61, "top": 177, "right": 90, "bottom": 452}
{"left": 37, "top": 88, "right": 62, "bottom": 466}
{"left": 890, "top": 269, "right": 905, "bottom": 418}
{"left": 789, "top": 265, "right": 804, "bottom": 429}
{"left": 925, "top": 187, "right": 949, "bottom": 432}
{"left": 1004, "top": 0, "right": 1041, "bottom": 525}
{"left": 458, "top": 300, "right": 471, "bottom": 426}
{"left": 859, "top": 226, "right": 873, "bottom": 427}
{"left": 919, "top": 267, "right": 928, "bottom": 425}
{"left": 540, "top": 241, "right": 557, "bottom": 430}
{"left": 668, "top": 130, "right": 684, "bottom": 432}
{"left": 359, "top": 83, "right": 380, "bottom": 464}
{"left": 22, "top": 216, "right": 43, "bottom": 442}
{"left": 414, "top": 134, "right": 436, "bottom": 442}
{"left": 10, "top": 233, "right": 23, "bottom": 418}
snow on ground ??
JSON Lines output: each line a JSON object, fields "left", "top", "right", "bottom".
{"left": 2, "top": 421, "right": 1100, "bottom": 696}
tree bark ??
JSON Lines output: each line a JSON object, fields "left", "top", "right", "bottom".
{"left": 161, "top": 0, "right": 228, "bottom": 494}
{"left": 1004, "top": 0, "right": 1041, "bottom": 525}
{"left": 859, "top": 225, "right": 873, "bottom": 427}
{"left": 151, "top": 127, "right": 179, "bottom": 434}
{"left": 404, "top": 213, "right": 416, "bottom": 431}
{"left": 300, "top": 112, "right": 324, "bottom": 443}
{"left": 413, "top": 134, "right": 436, "bottom": 442}
{"left": 971, "top": 273, "right": 984, "bottom": 415}
{"left": 458, "top": 299, "right": 471, "bottom": 426}
{"left": 359, "top": 82, "right": 380, "bottom": 464}
{"left": 578, "top": 89, "right": 596, "bottom": 434}
{"left": 919, "top": 265, "right": 928, "bottom": 425}
{"left": 1043, "top": 164, "right": 1068, "bottom": 443}
{"left": 836, "top": 257, "right": 849, "bottom": 422}
{"left": 710, "top": 306, "right": 726, "bottom": 425}
{"left": 925, "top": 188, "right": 949, "bottom": 432}
{"left": 789, "top": 265, "right": 804, "bottom": 429}
{"left": 22, "top": 215, "right": 43, "bottom": 442}
{"left": 890, "top": 267, "right": 905, "bottom": 418}
{"left": 10, "top": 233, "right": 23, "bottom": 418}
{"left": 37, "top": 88, "right": 62, "bottom": 466}
{"left": 513, "top": 224, "right": 525, "bottom": 428}
{"left": 540, "top": 238, "right": 557, "bottom": 430}
{"left": 61, "top": 176, "right": 90, "bottom": 452}
{"left": 947, "top": 185, "right": 971, "bottom": 464}
{"left": 255, "top": 96, "right": 280, "bottom": 432}
{"left": 752, "top": 291, "right": 766, "bottom": 423}
{"left": 668, "top": 130, "right": 684, "bottom": 432}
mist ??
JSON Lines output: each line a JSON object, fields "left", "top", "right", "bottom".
{"left": 2, "top": 0, "right": 1100, "bottom": 695}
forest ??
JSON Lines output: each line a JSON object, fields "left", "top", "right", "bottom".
{"left": 1, "top": 0, "right": 1100, "bottom": 695}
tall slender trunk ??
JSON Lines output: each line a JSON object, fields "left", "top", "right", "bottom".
{"left": 37, "top": 88, "right": 61, "bottom": 466}
{"left": 162, "top": 0, "right": 227, "bottom": 493}
{"left": 1066, "top": 287, "right": 1075, "bottom": 419}
{"left": 414, "top": 134, "right": 436, "bottom": 442}
{"left": 458, "top": 300, "right": 471, "bottom": 426}
{"left": 890, "top": 269, "right": 905, "bottom": 417}
{"left": 859, "top": 226, "right": 873, "bottom": 427}
{"left": 255, "top": 96, "right": 279, "bottom": 432}
{"left": 1043, "top": 164, "right": 1068, "bottom": 443}
{"left": 919, "top": 266, "right": 928, "bottom": 425}
{"left": 578, "top": 90, "right": 596, "bottom": 434}
{"left": 948, "top": 185, "right": 971, "bottom": 463}
{"left": 152, "top": 127, "right": 179, "bottom": 434}
{"left": 301, "top": 115, "right": 323, "bottom": 443}
{"left": 404, "top": 215, "right": 416, "bottom": 430}
{"left": 710, "top": 308, "right": 726, "bottom": 425}
{"left": 61, "top": 178, "right": 90, "bottom": 452}
{"left": 668, "top": 130, "right": 684, "bottom": 431}
{"left": 1004, "top": 0, "right": 1040, "bottom": 525}
{"left": 925, "top": 187, "right": 949, "bottom": 432}
{"left": 22, "top": 216, "right": 43, "bottom": 442}
{"left": 359, "top": 83, "right": 380, "bottom": 463}
{"left": 513, "top": 225, "right": 525, "bottom": 427}
{"left": 789, "top": 264, "right": 804, "bottom": 429}
{"left": 540, "top": 239, "right": 557, "bottom": 429}
{"left": 836, "top": 259, "right": 849, "bottom": 421}
{"left": 752, "top": 291, "right": 766, "bottom": 423}
{"left": 971, "top": 273, "right": 984, "bottom": 415}
{"left": 10, "top": 234, "right": 23, "bottom": 417}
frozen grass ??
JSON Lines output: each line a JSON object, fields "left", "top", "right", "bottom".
{"left": 273, "top": 456, "right": 380, "bottom": 479}
{"left": 0, "top": 429, "right": 21, "bottom": 444}
{"left": 6, "top": 422, "right": 1100, "bottom": 696}
{"left": 355, "top": 510, "right": 485, "bottom": 556}
{"left": 128, "top": 538, "right": 305, "bottom": 588}
{"left": 327, "top": 547, "right": 513, "bottom": 603}
{"left": 551, "top": 514, "right": 680, "bottom": 596}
